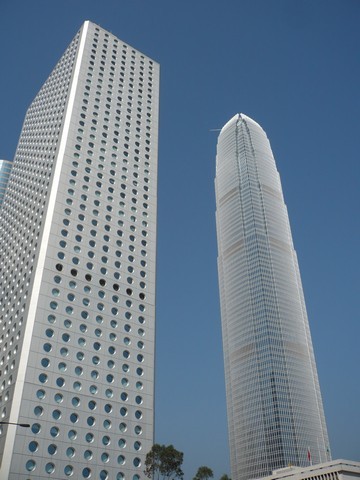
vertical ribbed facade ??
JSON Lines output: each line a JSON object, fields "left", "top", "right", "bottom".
{"left": 0, "top": 160, "right": 12, "bottom": 207}
{"left": 0, "top": 21, "right": 159, "bottom": 480}
{"left": 215, "top": 114, "right": 330, "bottom": 480}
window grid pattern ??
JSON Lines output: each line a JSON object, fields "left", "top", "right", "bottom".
{"left": 0, "top": 21, "right": 159, "bottom": 480}
{"left": 0, "top": 160, "right": 12, "bottom": 207}
{"left": 215, "top": 114, "right": 330, "bottom": 480}
{"left": 0, "top": 30, "right": 80, "bottom": 470}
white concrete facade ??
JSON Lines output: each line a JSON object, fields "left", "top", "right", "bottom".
{"left": 0, "top": 21, "right": 159, "bottom": 480}
{"left": 215, "top": 114, "right": 329, "bottom": 480}
{"left": 259, "top": 459, "right": 360, "bottom": 480}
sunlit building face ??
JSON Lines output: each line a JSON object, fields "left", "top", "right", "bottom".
{"left": 0, "top": 21, "right": 159, "bottom": 480}
{"left": 215, "top": 114, "right": 330, "bottom": 480}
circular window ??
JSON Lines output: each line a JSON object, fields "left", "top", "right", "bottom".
{"left": 31, "top": 423, "right": 41, "bottom": 434}
{"left": 87, "top": 416, "right": 95, "bottom": 426}
{"left": 28, "top": 441, "right": 38, "bottom": 452}
{"left": 89, "top": 385, "right": 98, "bottom": 394}
{"left": 105, "top": 388, "right": 113, "bottom": 398}
{"left": 86, "top": 432, "right": 94, "bottom": 443}
{"left": 57, "top": 377, "right": 65, "bottom": 387}
{"left": 83, "top": 467, "right": 91, "bottom": 478}
{"left": 73, "top": 381, "right": 82, "bottom": 391}
{"left": 50, "top": 426, "right": 59, "bottom": 437}
{"left": 77, "top": 351, "right": 84, "bottom": 361}
{"left": 36, "top": 389, "right": 46, "bottom": 399}
{"left": 48, "top": 444, "right": 57, "bottom": 455}
{"left": 39, "top": 374, "right": 47, "bottom": 384}
{"left": 70, "top": 413, "right": 78, "bottom": 423}
{"left": 84, "top": 450, "right": 93, "bottom": 460}
{"left": 68, "top": 429, "right": 77, "bottom": 440}
{"left": 34, "top": 406, "right": 43, "bottom": 417}
{"left": 26, "top": 460, "right": 36, "bottom": 472}
{"left": 53, "top": 409, "right": 61, "bottom": 420}
{"left": 45, "top": 463, "right": 55, "bottom": 474}
{"left": 64, "top": 465, "right": 73, "bottom": 476}
{"left": 101, "top": 452, "right": 109, "bottom": 463}
{"left": 66, "top": 447, "right": 75, "bottom": 458}
{"left": 58, "top": 362, "right": 67, "bottom": 372}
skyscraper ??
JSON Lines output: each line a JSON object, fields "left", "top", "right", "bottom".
{"left": 215, "top": 114, "right": 330, "bottom": 480}
{"left": 0, "top": 21, "right": 159, "bottom": 480}
{"left": 0, "top": 160, "right": 12, "bottom": 207}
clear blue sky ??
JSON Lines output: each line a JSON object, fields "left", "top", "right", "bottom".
{"left": 0, "top": 0, "right": 359, "bottom": 477}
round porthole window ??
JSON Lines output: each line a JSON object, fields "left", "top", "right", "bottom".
{"left": 26, "top": 460, "right": 36, "bottom": 472}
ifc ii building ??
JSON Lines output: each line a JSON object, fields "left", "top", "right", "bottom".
{"left": 215, "top": 114, "right": 330, "bottom": 480}
{"left": 0, "top": 21, "right": 159, "bottom": 480}
{"left": 0, "top": 160, "right": 12, "bottom": 207}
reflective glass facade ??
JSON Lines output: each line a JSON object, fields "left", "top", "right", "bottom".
{"left": 0, "top": 21, "right": 159, "bottom": 480}
{"left": 215, "top": 114, "right": 330, "bottom": 480}
{"left": 0, "top": 160, "right": 12, "bottom": 207}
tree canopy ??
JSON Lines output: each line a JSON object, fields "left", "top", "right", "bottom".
{"left": 193, "top": 466, "right": 214, "bottom": 480}
{"left": 144, "top": 444, "right": 184, "bottom": 480}
{"left": 219, "top": 475, "right": 231, "bottom": 480}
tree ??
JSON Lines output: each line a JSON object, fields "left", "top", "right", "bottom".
{"left": 144, "top": 444, "right": 184, "bottom": 480}
{"left": 193, "top": 466, "right": 214, "bottom": 480}
{"left": 219, "top": 475, "right": 231, "bottom": 480}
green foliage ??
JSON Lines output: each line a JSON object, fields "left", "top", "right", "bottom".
{"left": 193, "top": 466, "right": 214, "bottom": 480}
{"left": 144, "top": 444, "right": 184, "bottom": 480}
{"left": 219, "top": 475, "right": 231, "bottom": 480}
